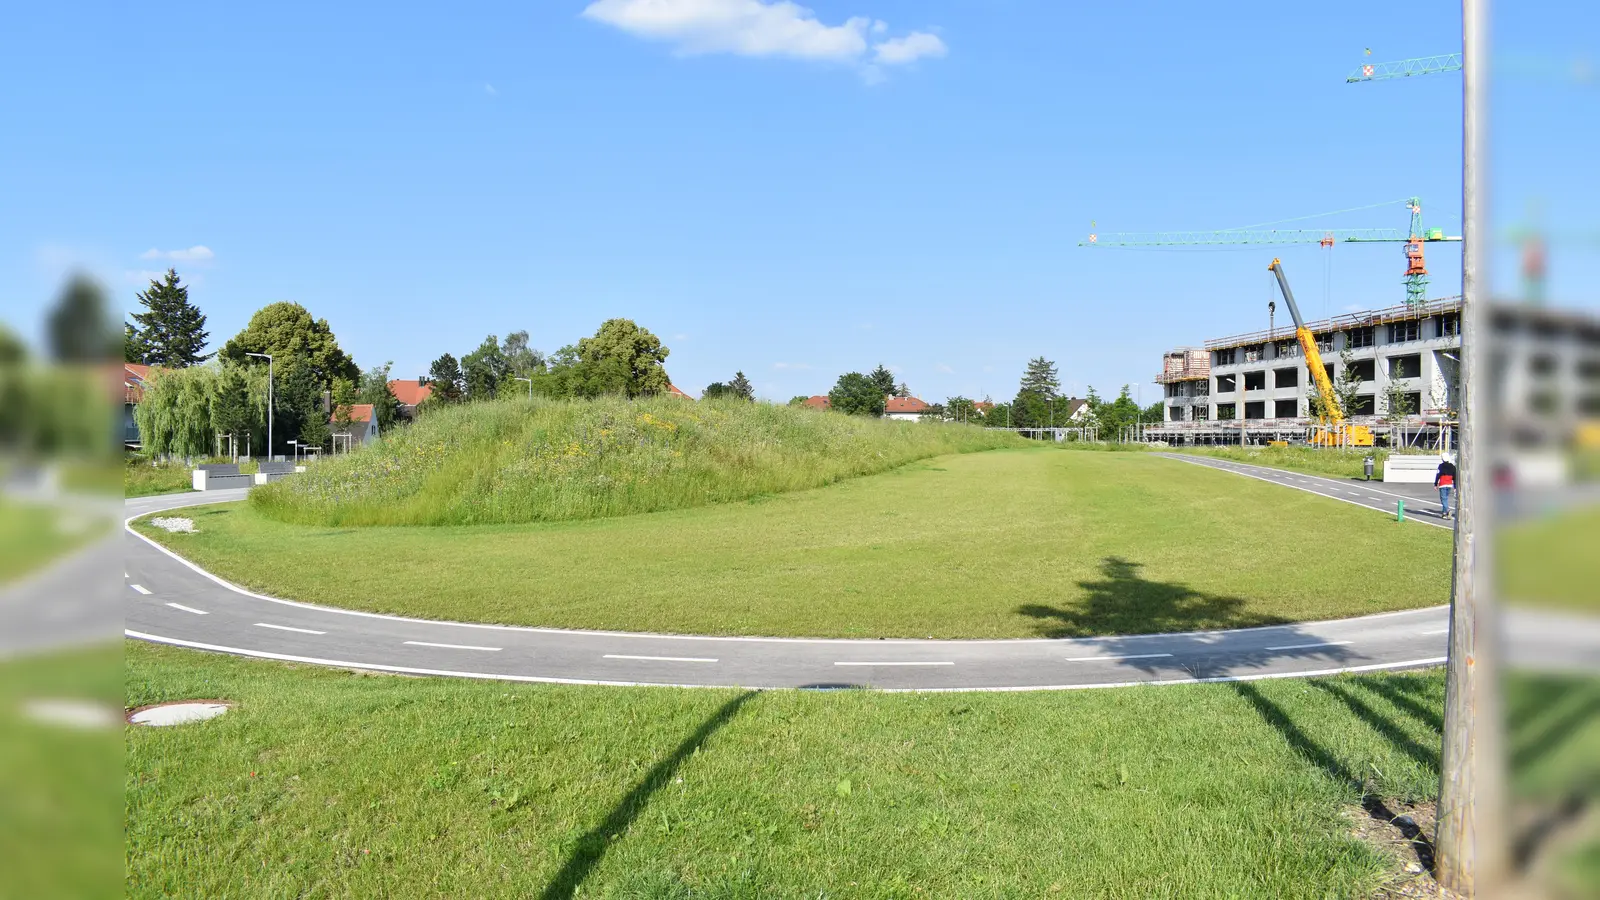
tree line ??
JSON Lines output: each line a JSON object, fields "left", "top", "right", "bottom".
{"left": 418, "top": 318, "right": 675, "bottom": 405}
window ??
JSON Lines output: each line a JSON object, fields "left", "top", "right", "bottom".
{"left": 1387, "top": 320, "right": 1420, "bottom": 343}
{"left": 1216, "top": 374, "right": 1236, "bottom": 392}
{"left": 1346, "top": 359, "right": 1376, "bottom": 382}
{"left": 1273, "top": 399, "right": 1298, "bottom": 419}
{"left": 1243, "top": 371, "right": 1266, "bottom": 391}
{"left": 1244, "top": 401, "right": 1265, "bottom": 420}
{"left": 1242, "top": 344, "right": 1264, "bottom": 363}
{"left": 1275, "top": 340, "right": 1298, "bottom": 359}
{"left": 1348, "top": 326, "right": 1375, "bottom": 348}
{"left": 1217, "top": 403, "right": 1236, "bottom": 420}
{"left": 1316, "top": 332, "right": 1333, "bottom": 352}
{"left": 1192, "top": 406, "right": 1209, "bottom": 421}
{"left": 1215, "top": 348, "right": 1236, "bottom": 366}
{"left": 1349, "top": 395, "right": 1376, "bottom": 416}
{"left": 1389, "top": 354, "right": 1421, "bottom": 379}
{"left": 1438, "top": 313, "right": 1460, "bottom": 337}
{"left": 1530, "top": 355, "right": 1558, "bottom": 377}
{"left": 1274, "top": 368, "right": 1298, "bottom": 388}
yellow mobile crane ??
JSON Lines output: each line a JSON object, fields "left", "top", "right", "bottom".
{"left": 1268, "top": 258, "right": 1374, "bottom": 448}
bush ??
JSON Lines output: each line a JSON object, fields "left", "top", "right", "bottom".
{"left": 251, "top": 396, "right": 1029, "bottom": 526}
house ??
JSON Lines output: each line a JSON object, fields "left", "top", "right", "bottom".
{"left": 388, "top": 379, "right": 432, "bottom": 420}
{"left": 884, "top": 395, "right": 933, "bottom": 422}
{"left": 124, "top": 363, "right": 153, "bottom": 447}
{"left": 667, "top": 383, "right": 693, "bottom": 399}
{"left": 330, "top": 403, "right": 379, "bottom": 449}
{"left": 801, "top": 395, "right": 831, "bottom": 410}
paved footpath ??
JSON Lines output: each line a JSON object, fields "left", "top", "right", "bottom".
{"left": 119, "top": 476, "right": 1595, "bottom": 691}
{"left": 1158, "top": 453, "right": 1450, "bottom": 527}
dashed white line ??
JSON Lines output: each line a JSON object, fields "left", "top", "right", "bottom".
{"left": 604, "top": 654, "right": 718, "bottom": 663}
{"left": 834, "top": 661, "right": 954, "bottom": 667}
{"left": 165, "top": 602, "right": 207, "bottom": 615}
{"left": 1265, "top": 640, "right": 1354, "bottom": 651}
{"left": 129, "top": 584, "right": 151, "bottom": 595}
{"left": 255, "top": 622, "right": 327, "bottom": 635}
{"left": 403, "top": 640, "right": 501, "bottom": 652}
{"left": 1064, "top": 653, "right": 1174, "bottom": 662}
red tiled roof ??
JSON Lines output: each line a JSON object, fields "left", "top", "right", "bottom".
{"left": 667, "top": 383, "right": 692, "bottom": 399}
{"left": 802, "top": 395, "right": 831, "bottom": 409}
{"left": 124, "top": 363, "right": 153, "bottom": 404}
{"left": 330, "top": 403, "right": 374, "bottom": 425}
{"left": 885, "top": 396, "right": 930, "bottom": 413}
{"left": 974, "top": 401, "right": 994, "bottom": 412}
{"left": 389, "top": 379, "right": 432, "bottom": 406}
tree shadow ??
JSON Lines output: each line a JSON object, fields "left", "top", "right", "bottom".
{"left": 1016, "top": 556, "right": 1291, "bottom": 639}
{"left": 1352, "top": 676, "right": 1444, "bottom": 734}
{"left": 1310, "top": 681, "right": 1439, "bottom": 776}
{"left": 1232, "top": 681, "right": 1437, "bottom": 874}
{"left": 539, "top": 691, "right": 758, "bottom": 900}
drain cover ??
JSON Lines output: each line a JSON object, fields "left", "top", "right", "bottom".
{"left": 128, "top": 701, "right": 231, "bottom": 726}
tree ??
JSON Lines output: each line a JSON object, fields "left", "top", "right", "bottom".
{"left": 209, "top": 364, "right": 253, "bottom": 457}
{"left": 501, "top": 331, "right": 545, "bottom": 379}
{"left": 829, "top": 372, "right": 886, "bottom": 417}
{"left": 359, "top": 362, "right": 403, "bottom": 432}
{"left": 868, "top": 365, "right": 897, "bottom": 398}
{"left": 220, "top": 302, "right": 358, "bottom": 390}
{"left": 426, "top": 354, "right": 465, "bottom": 403}
{"left": 788, "top": 395, "right": 810, "bottom": 406}
{"left": 702, "top": 381, "right": 734, "bottom": 399}
{"left": 1308, "top": 349, "right": 1363, "bottom": 421}
{"left": 728, "top": 371, "right": 755, "bottom": 401}
{"left": 129, "top": 269, "right": 209, "bottom": 367}
{"left": 1019, "top": 357, "right": 1061, "bottom": 400}
{"left": 1141, "top": 401, "right": 1164, "bottom": 425}
{"left": 1382, "top": 379, "right": 1416, "bottom": 425}
{"left": 331, "top": 377, "right": 357, "bottom": 440}
{"left": 944, "top": 396, "right": 980, "bottom": 423}
{"left": 462, "top": 334, "right": 509, "bottom": 400}
{"left": 983, "top": 401, "right": 1012, "bottom": 428}
{"left": 0, "top": 324, "right": 28, "bottom": 365}
{"left": 1088, "top": 385, "right": 1141, "bottom": 434}
{"left": 47, "top": 274, "right": 117, "bottom": 363}
{"left": 133, "top": 366, "right": 218, "bottom": 459}
{"left": 568, "top": 319, "right": 671, "bottom": 398}
{"left": 895, "top": 382, "right": 911, "bottom": 398}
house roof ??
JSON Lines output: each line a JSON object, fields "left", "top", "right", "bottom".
{"left": 974, "top": 401, "right": 994, "bottom": 412}
{"left": 802, "top": 395, "right": 831, "bottom": 409}
{"left": 667, "top": 383, "right": 692, "bottom": 399}
{"left": 331, "top": 403, "right": 374, "bottom": 425}
{"left": 124, "top": 363, "right": 153, "bottom": 404}
{"left": 389, "top": 379, "right": 432, "bottom": 406}
{"left": 1066, "top": 398, "right": 1088, "bottom": 417}
{"left": 885, "top": 396, "right": 930, "bottom": 414}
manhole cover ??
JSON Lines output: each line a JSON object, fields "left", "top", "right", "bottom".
{"left": 127, "top": 701, "right": 232, "bottom": 726}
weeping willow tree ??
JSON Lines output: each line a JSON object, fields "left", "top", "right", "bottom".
{"left": 133, "top": 366, "right": 218, "bottom": 459}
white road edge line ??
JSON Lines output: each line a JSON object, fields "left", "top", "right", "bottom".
{"left": 255, "top": 622, "right": 327, "bottom": 635}
{"left": 404, "top": 640, "right": 501, "bottom": 652}
{"left": 834, "top": 661, "right": 954, "bottom": 667}
{"left": 125, "top": 510, "right": 1449, "bottom": 644}
{"left": 1064, "top": 653, "right": 1174, "bottom": 662}
{"left": 126, "top": 630, "right": 1448, "bottom": 693}
{"left": 130, "top": 584, "right": 151, "bottom": 595}
{"left": 1265, "top": 640, "right": 1354, "bottom": 651}
{"left": 604, "top": 654, "right": 718, "bottom": 663}
{"left": 165, "top": 602, "right": 208, "bottom": 615}
{"left": 1421, "top": 628, "right": 1450, "bottom": 635}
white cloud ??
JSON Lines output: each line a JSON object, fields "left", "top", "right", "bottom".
{"left": 872, "top": 30, "right": 945, "bottom": 65}
{"left": 582, "top": 0, "right": 945, "bottom": 75}
{"left": 139, "top": 245, "right": 214, "bottom": 262}
{"left": 936, "top": 363, "right": 955, "bottom": 374}
{"left": 773, "top": 362, "right": 812, "bottom": 370}
{"left": 484, "top": 83, "right": 497, "bottom": 95}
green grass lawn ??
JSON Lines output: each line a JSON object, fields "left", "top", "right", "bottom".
{"left": 124, "top": 458, "right": 198, "bottom": 498}
{"left": 1499, "top": 505, "right": 1600, "bottom": 614}
{"left": 1170, "top": 445, "right": 1414, "bottom": 480}
{"left": 126, "top": 641, "right": 1449, "bottom": 899}
{"left": 0, "top": 497, "right": 106, "bottom": 583}
{"left": 135, "top": 449, "right": 1452, "bottom": 638}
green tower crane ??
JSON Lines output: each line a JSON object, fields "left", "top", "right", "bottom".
{"left": 1346, "top": 53, "right": 1463, "bottom": 83}
{"left": 1080, "top": 197, "right": 1461, "bottom": 308}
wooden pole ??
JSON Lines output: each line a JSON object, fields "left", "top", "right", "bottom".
{"left": 1436, "top": 0, "right": 1508, "bottom": 892}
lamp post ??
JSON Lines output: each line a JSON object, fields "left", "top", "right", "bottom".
{"left": 246, "top": 352, "right": 274, "bottom": 460}
{"left": 514, "top": 376, "right": 532, "bottom": 400}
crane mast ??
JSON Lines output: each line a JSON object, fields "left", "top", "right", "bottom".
{"left": 1267, "top": 258, "right": 1373, "bottom": 447}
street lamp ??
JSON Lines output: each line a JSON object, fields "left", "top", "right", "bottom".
{"left": 514, "top": 376, "right": 532, "bottom": 400}
{"left": 245, "top": 352, "right": 274, "bottom": 460}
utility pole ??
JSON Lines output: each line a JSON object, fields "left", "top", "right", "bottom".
{"left": 1437, "top": 0, "right": 1507, "bottom": 893}
{"left": 246, "top": 352, "right": 274, "bottom": 460}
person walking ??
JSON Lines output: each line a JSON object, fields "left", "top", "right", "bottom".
{"left": 1435, "top": 455, "right": 1457, "bottom": 519}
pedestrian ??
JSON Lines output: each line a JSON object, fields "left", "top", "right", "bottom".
{"left": 1435, "top": 455, "right": 1457, "bottom": 519}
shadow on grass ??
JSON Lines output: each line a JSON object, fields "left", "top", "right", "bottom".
{"left": 540, "top": 691, "right": 758, "bottom": 900}
{"left": 1232, "top": 681, "right": 1437, "bottom": 874}
{"left": 1017, "top": 556, "right": 1291, "bottom": 639}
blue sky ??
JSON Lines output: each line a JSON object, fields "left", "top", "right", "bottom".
{"left": 5, "top": 1, "right": 1595, "bottom": 402}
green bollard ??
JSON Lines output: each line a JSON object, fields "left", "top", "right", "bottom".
{"left": 1397, "top": 499, "right": 1405, "bottom": 523}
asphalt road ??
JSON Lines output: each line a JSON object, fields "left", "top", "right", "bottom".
{"left": 1157, "top": 453, "right": 1452, "bottom": 528}
{"left": 122, "top": 487, "right": 1465, "bottom": 690}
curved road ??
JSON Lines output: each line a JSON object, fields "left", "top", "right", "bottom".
{"left": 123, "top": 482, "right": 1468, "bottom": 691}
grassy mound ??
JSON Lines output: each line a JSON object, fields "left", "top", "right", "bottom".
{"left": 251, "top": 397, "right": 1026, "bottom": 527}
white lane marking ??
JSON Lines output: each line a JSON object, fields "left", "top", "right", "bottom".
{"left": 1063, "top": 653, "right": 1174, "bottom": 662}
{"left": 130, "top": 584, "right": 151, "bottom": 595}
{"left": 834, "top": 661, "right": 954, "bottom": 667}
{"left": 127, "top": 630, "right": 1449, "bottom": 693}
{"left": 1265, "top": 640, "right": 1354, "bottom": 651}
{"left": 1421, "top": 628, "right": 1450, "bottom": 635}
{"left": 124, "top": 503, "right": 1449, "bottom": 643}
{"left": 254, "top": 622, "right": 327, "bottom": 635}
{"left": 604, "top": 654, "right": 718, "bottom": 663}
{"left": 404, "top": 640, "right": 501, "bottom": 652}
{"left": 165, "top": 602, "right": 208, "bottom": 615}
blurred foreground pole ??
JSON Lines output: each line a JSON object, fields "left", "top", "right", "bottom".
{"left": 1436, "top": 0, "right": 1508, "bottom": 893}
